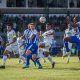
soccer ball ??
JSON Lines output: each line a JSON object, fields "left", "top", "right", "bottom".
{"left": 39, "top": 16, "right": 46, "bottom": 23}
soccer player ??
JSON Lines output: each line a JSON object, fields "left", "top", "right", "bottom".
{"left": 39, "top": 23, "right": 55, "bottom": 68}
{"left": 17, "top": 31, "right": 26, "bottom": 63}
{"left": 23, "top": 23, "right": 37, "bottom": 68}
{"left": 23, "top": 23, "right": 42, "bottom": 69}
{"left": 38, "top": 47, "right": 46, "bottom": 63}
{"left": 23, "top": 24, "right": 31, "bottom": 49}
{"left": 64, "top": 22, "right": 80, "bottom": 62}
{"left": 63, "top": 23, "right": 73, "bottom": 63}
{"left": 0, "top": 24, "right": 18, "bottom": 69}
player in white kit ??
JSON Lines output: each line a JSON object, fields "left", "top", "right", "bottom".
{"left": 63, "top": 23, "right": 73, "bottom": 63}
{"left": 0, "top": 24, "right": 18, "bottom": 69}
{"left": 17, "top": 31, "right": 26, "bottom": 64}
{"left": 39, "top": 23, "right": 55, "bottom": 68}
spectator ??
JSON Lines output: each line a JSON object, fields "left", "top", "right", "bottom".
{"left": 0, "top": 36, "right": 4, "bottom": 56}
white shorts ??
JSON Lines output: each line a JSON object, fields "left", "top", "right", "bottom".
{"left": 5, "top": 44, "right": 18, "bottom": 54}
{"left": 39, "top": 41, "right": 51, "bottom": 52}
{"left": 68, "top": 42, "right": 72, "bottom": 50}
{"left": 62, "top": 49, "right": 66, "bottom": 56}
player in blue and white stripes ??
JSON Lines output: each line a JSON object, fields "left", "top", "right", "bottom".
{"left": 23, "top": 23, "right": 42, "bottom": 69}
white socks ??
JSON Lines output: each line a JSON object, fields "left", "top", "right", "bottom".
{"left": 48, "top": 55, "right": 54, "bottom": 64}
{"left": 38, "top": 48, "right": 46, "bottom": 62}
{"left": 2, "top": 55, "right": 7, "bottom": 65}
{"left": 19, "top": 55, "right": 26, "bottom": 63}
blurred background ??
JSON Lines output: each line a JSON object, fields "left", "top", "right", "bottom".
{"left": 0, "top": 0, "right": 80, "bottom": 46}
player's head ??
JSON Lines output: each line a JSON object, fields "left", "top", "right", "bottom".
{"left": 66, "top": 16, "right": 71, "bottom": 24}
{"left": 73, "top": 17, "right": 78, "bottom": 24}
{"left": 29, "top": 23, "right": 36, "bottom": 30}
{"left": 17, "top": 31, "right": 22, "bottom": 37}
{"left": 27, "top": 23, "right": 30, "bottom": 30}
{"left": 46, "top": 23, "right": 52, "bottom": 30}
{"left": 6, "top": 24, "right": 12, "bottom": 31}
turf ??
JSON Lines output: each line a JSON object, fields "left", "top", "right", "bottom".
{"left": 0, "top": 57, "right": 80, "bottom": 80}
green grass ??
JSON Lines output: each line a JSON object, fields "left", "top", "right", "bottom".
{"left": 0, "top": 57, "right": 80, "bottom": 80}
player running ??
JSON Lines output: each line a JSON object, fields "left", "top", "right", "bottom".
{"left": 64, "top": 19, "right": 80, "bottom": 62}
{"left": 63, "top": 23, "right": 73, "bottom": 63}
{"left": 17, "top": 31, "right": 26, "bottom": 64}
{"left": 39, "top": 23, "right": 55, "bottom": 68}
{"left": 23, "top": 23, "right": 42, "bottom": 69}
{"left": 0, "top": 24, "right": 18, "bottom": 69}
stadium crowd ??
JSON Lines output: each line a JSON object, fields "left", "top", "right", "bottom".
{"left": 1, "top": 14, "right": 80, "bottom": 33}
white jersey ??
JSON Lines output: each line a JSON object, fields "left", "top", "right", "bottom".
{"left": 64, "top": 28, "right": 73, "bottom": 50}
{"left": 65, "top": 29, "right": 73, "bottom": 37}
{"left": 5, "top": 30, "right": 18, "bottom": 54}
{"left": 72, "top": 28, "right": 79, "bottom": 36}
{"left": 42, "top": 29, "right": 55, "bottom": 44}
{"left": 7, "top": 30, "right": 16, "bottom": 44}
{"left": 17, "top": 37, "right": 25, "bottom": 50}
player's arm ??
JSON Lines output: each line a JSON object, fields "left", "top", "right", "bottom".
{"left": 63, "top": 29, "right": 67, "bottom": 40}
{"left": 19, "top": 39, "right": 25, "bottom": 48}
{"left": 63, "top": 33, "right": 66, "bottom": 39}
{"left": 38, "top": 32, "right": 43, "bottom": 40}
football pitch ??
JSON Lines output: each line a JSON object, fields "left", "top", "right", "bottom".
{"left": 0, "top": 57, "right": 80, "bottom": 80}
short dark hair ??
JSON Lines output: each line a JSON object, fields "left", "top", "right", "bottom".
{"left": 73, "top": 17, "right": 78, "bottom": 22}
{"left": 46, "top": 23, "right": 52, "bottom": 25}
{"left": 6, "top": 24, "right": 12, "bottom": 27}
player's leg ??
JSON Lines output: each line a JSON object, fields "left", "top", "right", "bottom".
{"left": 23, "top": 49, "right": 32, "bottom": 68}
{"left": 64, "top": 37, "right": 73, "bottom": 63}
{"left": 23, "top": 50, "right": 37, "bottom": 68}
{"left": 63, "top": 42, "right": 71, "bottom": 56}
{"left": 62, "top": 47, "right": 66, "bottom": 59}
{"left": 38, "top": 48, "right": 46, "bottom": 63}
{"left": 19, "top": 53, "right": 26, "bottom": 64}
{"left": 48, "top": 55, "right": 55, "bottom": 69}
{"left": 44, "top": 51, "right": 55, "bottom": 69}
{"left": 67, "top": 52, "right": 71, "bottom": 64}
{"left": 29, "top": 44, "right": 42, "bottom": 69}
{"left": 0, "top": 45, "right": 12, "bottom": 69}
{"left": 2, "top": 50, "right": 8, "bottom": 66}
{"left": 18, "top": 49, "right": 26, "bottom": 63}
{"left": 66, "top": 42, "right": 72, "bottom": 63}
{"left": 32, "top": 54, "right": 42, "bottom": 69}
{"left": 64, "top": 36, "right": 80, "bottom": 63}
